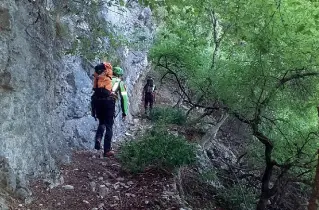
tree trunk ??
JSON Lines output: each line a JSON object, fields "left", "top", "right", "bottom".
{"left": 201, "top": 112, "right": 228, "bottom": 150}
{"left": 308, "top": 149, "right": 319, "bottom": 210}
{"left": 257, "top": 197, "right": 269, "bottom": 210}
{"left": 254, "top": 130, "right": 276, "bottom": 210}
{"left": 256, "top": 161, "right": 275, "bottom": 210}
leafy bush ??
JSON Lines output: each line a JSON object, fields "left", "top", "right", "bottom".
{"left": 150, "top": 107, "right": 187, "bottom": 125}
{"left": 118, "top": 128, "right": 196, "bottom": 173}
{"left": 200, "top": 169, "right": 218, "bottom": 182}
{"left": 216, "top": 183, "right": 257, "bottom": 210}
{"left": 55, "top": 19, "right": 70, "bottom": 38}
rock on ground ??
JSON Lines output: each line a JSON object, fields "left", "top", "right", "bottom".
{"left": 11, "top": 150, "right": 182, "bottom": 210}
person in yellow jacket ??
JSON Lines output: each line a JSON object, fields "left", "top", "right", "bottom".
{"left": 91, "top": 66, "right": 128, "bottom": 157}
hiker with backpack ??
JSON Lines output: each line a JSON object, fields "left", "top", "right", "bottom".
{"left": 142, "top": 76, "right": 156, "bottom": 115}
{"left": 91, "top": 63, "right": 128, "bottom": 157}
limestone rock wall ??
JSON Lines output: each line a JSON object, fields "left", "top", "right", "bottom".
{"left": 0, "top": 0, "right": 153, "bottom": 205}
{"left": 0, "top": 0, "right": 61, "bottom": 196}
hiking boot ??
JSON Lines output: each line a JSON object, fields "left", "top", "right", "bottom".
{"left": 103, "top": 150, "right": 115, "bottom": 157}
{"left": 94, "top": 138, "right": 101, "bottom": 150}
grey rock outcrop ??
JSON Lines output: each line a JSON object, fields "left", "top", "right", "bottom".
{"left": 0, "top": 0, "right": 154, "bottom": 204}
{"left": 0, "top": 197, "right": 9, "bottom": 210}
{"left": 0, "top": 0, "right": 62, "bottom": 197}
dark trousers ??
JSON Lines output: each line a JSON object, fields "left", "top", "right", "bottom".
{"left": 94, "top": 98, "right": 115, "bottom": 153}
{"left": 144, "top": 93, "right": 154, "bottom": 110}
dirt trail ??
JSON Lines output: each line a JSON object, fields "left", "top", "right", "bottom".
{"left": 12, "top": 148, "right": 182, "bottom": 210}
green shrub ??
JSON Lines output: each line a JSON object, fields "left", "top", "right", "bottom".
{"left": 200, "top": 169, "right": 218, "bottom": 182}
{"left": 216, "top": 183, "right": 257, "bottom": 210}
{"left": 55, "top": 19, "right": 70, "bottom": 39}
{"left": 150, "top": 107, "right": 187, "bottom": 125}
{"left": 118, "top": 128, "right": 196, "bottom": 173}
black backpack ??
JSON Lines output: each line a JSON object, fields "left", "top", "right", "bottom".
{"left": 94, "top": 63, "right": 105, "bottom": 75}
{"left": 145, "top": 78, "right": 154, "bottom": 93}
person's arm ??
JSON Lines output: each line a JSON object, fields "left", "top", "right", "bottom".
{"left": 91, "top": 96, "right": 97, "bottom": 119}
{"left": 152, "top": 85, "right": 156, "bottom": 103}
{"left": 119, "top": 81, "right": 128, "bottom": 117}
{"left": 91, "top": 74, "right": 97, "bottom": 120}
{"left": 93, "top": 73, "right": 97, "bottom": 91}
{"left": 142, "top": 84, "right": 146, "bottom": 101}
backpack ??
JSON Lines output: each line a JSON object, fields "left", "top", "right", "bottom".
{"left": 145, "top": 78, "right": 155, "bottom": 93}
{"left": 93, "top": 62, "right": 113, "bottom": 97}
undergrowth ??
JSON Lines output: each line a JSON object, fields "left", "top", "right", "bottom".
{"left": 150, "top": 106, "right": 187, "bottom": 125}
{"left": 118, "top": 125, "right": 196, "bottom": 173}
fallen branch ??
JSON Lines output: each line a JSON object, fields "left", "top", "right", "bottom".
{"left": 174, "top": 167, "right": 188, "bottom": 208}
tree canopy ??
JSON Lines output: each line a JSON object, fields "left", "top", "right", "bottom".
{"left": 141, "top": 0, "right": 319, "bottom": 209}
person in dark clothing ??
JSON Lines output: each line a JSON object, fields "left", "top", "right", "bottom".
{"left": 142, "top": 77, "right": 156, "bottom": 115}
{"left": 94, "top": 98, "right": 116, "bottom": 156}
{"left": 91, "top": 65, "right": 128, "bottom": 157}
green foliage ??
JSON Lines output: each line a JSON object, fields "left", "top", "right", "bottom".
{"left": 148, "top": 2, "right": 215, "bottom": 97}
{"left": 199, "top": 169, "right": 218, "bottom": 182}
{"left": 60, "top": 0, "right": 152, "bottom": 61}
{"left": 118, "top": 127, "right": 196, "bottom": 173}
{"left": 55, "top": 20, "right": 70, "bottom": 39}
{"left": 199, "top": 169, "right": 257, "bottom": 210}
{"left": 216, "top": 183, "right": 257, "bottom": 210}
{"left": 61, "top": 0, "right": 128, "bottom": 61}
{"left": 146, "top": 0, "right": 319, "bottom": 171}
{"left": 142, "top": 0, "right": 319, "bottom": 207}
{"left": 150, "top": 106, "right": 187, "bottom": 125}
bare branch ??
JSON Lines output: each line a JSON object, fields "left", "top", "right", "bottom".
{"left": 278, "top": 71, "right": 319, "bottom": 88}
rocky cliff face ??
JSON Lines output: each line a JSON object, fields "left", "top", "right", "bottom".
{"left": 0, "top": 0, "right": 153, "bottom": 206}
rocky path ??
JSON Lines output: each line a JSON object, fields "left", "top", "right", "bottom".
{"left": 12, "top": 148, "right": 182, "bottom": 210}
